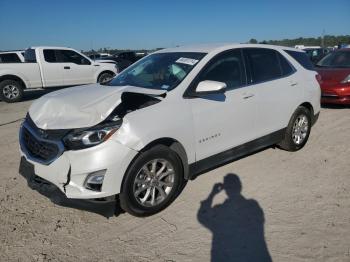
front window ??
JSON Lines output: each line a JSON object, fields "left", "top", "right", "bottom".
{"left": 317, "top": 51, "right": 350, "bottom": 68}
{"left": 108, "top": 52, "right": 206, "bottom": 91}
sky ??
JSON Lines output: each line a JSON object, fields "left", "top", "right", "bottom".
{"left": 0, "top": 0, "right": 349, "bottom": 51}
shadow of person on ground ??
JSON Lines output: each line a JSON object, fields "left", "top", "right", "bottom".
{"left": 197, "top": 173, "right": 272, "bottom": 262}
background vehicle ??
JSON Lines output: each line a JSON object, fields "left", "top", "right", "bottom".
{"left": 91, "top": 51, "right": 146, "bottom": 72}
{"left": 303, "top": 48, "right": 331, "bottom": 64}
{"left": 0, "top": 51, "right": 25, "bottom": 63}
{"left": 316, "top": 48, "right": 350, "bottom": 105}
{"left": 0, "top": 46, "right": 118, "bottom": 102}
{"left": 88, "top": 52, "right": 111, "bottom": 60}
{"left": 19, "top": 44, "right": 321, "bottom": 216}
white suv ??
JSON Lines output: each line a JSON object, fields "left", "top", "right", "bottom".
{"left": 19, "top": 44, "right": 321, "bottom": 216}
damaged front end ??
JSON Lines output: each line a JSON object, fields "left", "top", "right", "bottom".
{"left": 19, "top": 87, "right": 164, "bottom": 199}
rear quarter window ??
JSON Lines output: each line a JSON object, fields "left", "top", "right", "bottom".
{"left": 0, "top": 53, "right": 21, "bottom": 63}
{"left": 285, "top": 50, "right": 315, "bottom": 71}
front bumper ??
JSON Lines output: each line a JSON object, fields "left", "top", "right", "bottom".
{"left": 19, "top": 135, "right": 138, "bottom": 199}
{"left": 321, "top": 85, "right": 350, "bottom": 105}
{"left": 321, "top": 94, "right": 350, "bottom": 105}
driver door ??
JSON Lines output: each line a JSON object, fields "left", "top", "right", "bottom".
{"left": 188, "top": 49, "right": 257, "bottom": 161}
{"left": 57, "top": 50, "right": 94, "bottom": 85}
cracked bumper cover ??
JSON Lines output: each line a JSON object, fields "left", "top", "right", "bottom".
{"left": 20, "top": 139, "right": 138, "bottom": 199}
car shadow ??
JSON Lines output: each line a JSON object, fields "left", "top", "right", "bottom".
{"left": 321, "top": 103, "right": 350, "bottom": 109}
{"left": 197, "top": 173, "right": 272, "bottom": 262}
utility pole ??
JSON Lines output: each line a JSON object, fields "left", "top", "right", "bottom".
{"left": 321, "top": 29, "right": 325, "bottom": 48}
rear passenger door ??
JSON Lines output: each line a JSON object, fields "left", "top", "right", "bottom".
{"left": 243, "top": 48, "right": 302, "bottom": 137}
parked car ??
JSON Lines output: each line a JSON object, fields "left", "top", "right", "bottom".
{"left": 315, "top": 48, "right": 350, "bottom": 105}
{"left": 19, "top": 44, "right": 320, "bottom": 216}
{"left": 0, "top": 50, "right": 25, "bottom": 63}
{"left": 0, "top": 47, "right": 118, "bottom": 102}
{"left": 88, "top": 53, "right": 111, "bottom": 59}
{"left": 303, "top": 48, "right": 331, "bottom": 64}
{"left": 96, "top": 51, "right": 145, "bottom": 71}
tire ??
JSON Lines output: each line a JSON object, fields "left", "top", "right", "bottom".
{"left": 97, "top": 72, "right": 114, "bottom": 84}
{"left": 119, "top": 145, "right": 184, "bottom": 217}
{"left": 0, "top": 80, "right": 24, "bottom": 103}
{"left": 278, "top": 106, "right": 312, "bottom": 151}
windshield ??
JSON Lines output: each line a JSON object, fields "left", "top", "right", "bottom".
{"left": 317, "top": 51, "right": 350, "bottom": 68}
{"left": 108, "top": 52, "right": 206, "bottom": 90}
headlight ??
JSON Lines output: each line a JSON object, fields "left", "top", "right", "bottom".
{"left": 341, "top": 74, "right": 350, "bottom": 84}
{"left": 64, "top": 120, "right": 122, "bottom": 150}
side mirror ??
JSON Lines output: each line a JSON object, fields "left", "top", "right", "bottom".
{"left": 196, "top": 80, "right": 227, "bottom": 94}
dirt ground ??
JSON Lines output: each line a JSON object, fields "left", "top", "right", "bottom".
{"left": 0, "top": 90, "right": 349, "bottom": 262}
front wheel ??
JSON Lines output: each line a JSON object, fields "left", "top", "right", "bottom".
{"left": 119, "top": 145, "right": 184, "bottom": 217}
{"left": 278, "top": 106, "right": 312, "bottom": 151}
{"left": 97, "top": 72, "right": 114, "bottom": 84}
{"left": 0, "top": 80, "right": 24, "bottom": 103}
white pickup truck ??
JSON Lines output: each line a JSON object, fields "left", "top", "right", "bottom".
{"left": 0, "top": 46, "right": 118, "bottom": 102}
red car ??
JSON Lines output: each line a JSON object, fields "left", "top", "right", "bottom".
{"left": 316, "top": 48, "right": 350, "bottom": 105}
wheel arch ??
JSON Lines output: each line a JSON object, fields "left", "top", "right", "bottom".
{"left": 0, "top": 74, "right": 27, "bottom": 89}
{"left": 299, "top": 102, "right": 314, "bottom": 116}
{"left": 140, "top": 138, "right": 190, "bottom": 180}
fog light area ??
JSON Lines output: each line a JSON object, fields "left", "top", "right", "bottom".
{"left": 84, "top": 169, "right": 106, "bottom": 192}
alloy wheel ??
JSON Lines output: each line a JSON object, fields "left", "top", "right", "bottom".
{"left": 292, "top": 114, "right": 309, "bottom": 145}
{"left": 133, "top": 159, "right": 175, "bottom": 207}
{"left": 3, "top": 85, "right": 20, "bottom": 99}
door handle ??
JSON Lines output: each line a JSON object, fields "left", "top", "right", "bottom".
{"left": 242, "top": 93, "right": 255, "bottom": 99}
{"left": 64, "top": 66, "right": 70, "bottom": 69}
{"left": 290, "top": 82, "right": 298, "bottom": 86}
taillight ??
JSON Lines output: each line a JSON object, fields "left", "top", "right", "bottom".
{"left": 315, "top": 74, "right": 322, "bottom": 85}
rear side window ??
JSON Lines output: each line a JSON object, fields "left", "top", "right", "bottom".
{"left": 285, "top": 50, "right": 314, "bottom": 70}
{"left": 198, "top": 49, "right": 246, "bottom": 90}
{"left": 278, "top": 53, "right": 295, "bottom": 76}
{"left": 24, "top": 49, "right": 37, "bottom": 63}
{"left": 244, "top": 48, "right": 281, "bottom": 83}
{"left": 43, "top": 50, "right": 58, "bottom": 63}
{"left": 0, "top": 53, "right": 21, "bottom": 63}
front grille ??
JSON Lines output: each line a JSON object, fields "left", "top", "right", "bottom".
{"left": 22, "top": 127, "right": 60, "bottom": 162}
{"left": 20, "top": 115, "right": 65, "bottom": 165}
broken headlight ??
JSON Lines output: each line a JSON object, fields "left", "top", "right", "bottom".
{"left": 63, "top": 120, "right": 122, "bottom": 150}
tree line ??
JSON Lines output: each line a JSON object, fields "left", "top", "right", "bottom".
{"left": 249, "top": 35, "right": 350, "bottom": 47}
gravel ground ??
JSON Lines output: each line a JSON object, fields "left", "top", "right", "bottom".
{"left": 0, "top": 90, "right": 349, "bottom": 262}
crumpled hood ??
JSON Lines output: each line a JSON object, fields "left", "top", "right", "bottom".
{"left": 29, "top": 84, "right": 165, "bottom": 130}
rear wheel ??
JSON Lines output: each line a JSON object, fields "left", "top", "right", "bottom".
{"left": 97, "top": 72, "right": 114, "bottom": 84}
{"left": 0, "top": 80, "right": 24, "bottom": 103}
{"left": 119, "top": 145, "right": 184, "bottom": 216}
{"left": 279, "top": 106, "right": 312, "bottom": 151}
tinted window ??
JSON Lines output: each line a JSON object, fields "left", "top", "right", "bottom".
{"left": 285, "top": 50, "right": 314, "bottom": 70}
{"left": 43, "top": 49, "right": 58, "bottom": 63}
{"left": 245, "top": 48, "right": 281, "bottom": 83}
{"left": 0, "top": 53, "right": 21, "bottom": 63}
{"left": 278, "top": 53, "right": 294, "bottom": 76}
{"left": 198, "top": 50, "right": 245, "bottom": 90}
{"left": 24, "top": 49, "right": 37, "bottom": 63}
{"left": 316, "top": 50, "right": 350, "bottom": 68}
{"left": 60, "top": 50, "right": 90, "bottom": 65}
